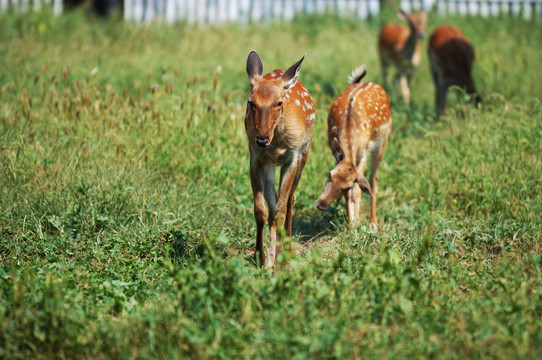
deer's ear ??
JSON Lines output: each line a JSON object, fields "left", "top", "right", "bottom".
{"left": 356, "top": 175, "right": 373, "bottom": 198}
{"left": 331, "top": 137, "right": 343, "bottom": 161}
{"left": 282, "top": 53, "right": 305, "bottom": 90}
{"left": 247, "top": 50, "right": 263, "bottom": 87}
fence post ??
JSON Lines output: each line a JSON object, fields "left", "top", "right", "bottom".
{"left": 536, "top": 0, "right": 542, "bottom": 20}
{"left": 165, "top": 0, "right": 175, "bottom": 23}
{"left": 124, "top": 0, "right": 132, "bottom": 20}
{"left": 54, "top": 0, "right": 62, "bottom": 14}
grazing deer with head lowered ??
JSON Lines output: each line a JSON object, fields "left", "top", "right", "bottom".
{"left": 428, "top": 25, "right": 480, "bottom": 117}
{"left": 378, "top": 9, "right": 427, "bottom": 104}
{"left": 245, "top": 50, "right": 315, "bottom": 270}
{"left": 316, "top": 65, "right": 391, "bottom": 229}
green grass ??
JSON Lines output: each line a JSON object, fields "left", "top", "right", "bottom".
{"left": 1, "top": 7, "right": 541, "bottom": 359}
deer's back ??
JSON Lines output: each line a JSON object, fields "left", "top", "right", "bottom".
{"left": 328, "top": 83, "right": 391, "bottom": 160}
{"left": 429, "top": 26, "right": 475, "bottom": 84}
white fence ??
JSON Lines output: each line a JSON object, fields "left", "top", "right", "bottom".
{"left": 1, "top": 0, "right": 62, "bottom": 14}
{"left": 126, "top": 0, "right": 382, "bottom": 23}
{"left": 437, "top": 0, "right": 542, "bottom": 18}
{"left": 126, "top": 0, "right": 542, "bottom": 23}
{"left": 1, "top": 0, "right": 541, "bottom": 21}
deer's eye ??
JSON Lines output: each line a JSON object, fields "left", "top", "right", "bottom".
{"left": 248, "top": 101, "right": 256, "bottom": 110}
{"left": 276, "top": 101, "right": 283, "bottom": 107}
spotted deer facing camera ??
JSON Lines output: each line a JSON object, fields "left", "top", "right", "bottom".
{"left": 428, "top": 25, "right": 480, "bottom": 116}
{"left": 245, "top": 51, "right": 315, "bottom": 270}
{"left": 378, "top": 9, "right": 427, "bottom": 104}
{"left": 316, "top": 65, "right": 391, "bottom": 229}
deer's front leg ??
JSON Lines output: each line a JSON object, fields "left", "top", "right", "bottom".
{"left": 432, "top": 68, "right": 447, "bottom": 117}
{"left": 285, "top": 149, "right": 310, "bottom": 237}
{"left": 345, "top": 185, "right": 362, "bottom": 225}
{"left": 399, "top": 74, "right": 410, "bottom": 104}
{"left": 346, "top": 158, "right": 367, "bottom": 225}
{"left": 250, "top": 158, "right": 267, "bottom": 268}
{"left": 268, "top": 155, "right": 299, "bottom": 266}
{"left": 262, "top": 163, "right": 277, "bottom": 269}
{"left": 436, "top": 82, "right": 448, "bottom": 117}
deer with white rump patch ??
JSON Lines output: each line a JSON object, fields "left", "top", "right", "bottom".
{"left": 245, "top": 51, "right": 315, "bottom": 270}
{"left": 378, "top": 10, "right": 427, "bottom": 104}
{"left": 316, "top": 65, "right": 391, "bottom": 229}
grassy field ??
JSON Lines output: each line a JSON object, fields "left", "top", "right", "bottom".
{"left": 1, "top": 6, "right": 541, "bottom": 359}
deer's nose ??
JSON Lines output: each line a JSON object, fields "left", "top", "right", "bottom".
{"left": 316, "top": 199, "right": 328, "bottom": 211}
{"left": 255, "top": 136, "right": 270, "bottom": 148}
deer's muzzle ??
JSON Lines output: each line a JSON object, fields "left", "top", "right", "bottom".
{"left": 255, "top": 136, "right": 270, "bottom": 148}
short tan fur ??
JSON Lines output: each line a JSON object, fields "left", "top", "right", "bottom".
{"left": 316, "top": 66, "right": 391, "bottom": 229}
{"left": 245, "top": 51, "right": 315, "bottom": 270}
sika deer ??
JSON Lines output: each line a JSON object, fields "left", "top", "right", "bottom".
{"left": 245, "top": 51, "right": 315, "bottom": 270}
{"left": 378, "top": 10, "right": 427, "bottom": 104}
{"left": 428, "top": 25, "right": 480, "bottom": 116}
{"left": 316, "top": 65, "right": 391, "bottom": 229}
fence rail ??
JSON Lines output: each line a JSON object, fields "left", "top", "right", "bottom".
{"left": 125, "top": 0, "right": 541, "bottom": 23}
{"left": 125, "top": 0, "right": 384, "bottom": 23}
{"left": 1, "top": 0, "right": 62, "bottom": 14}
{"left": 1, "top": 0, "right": 541, "bottom": 22}
{"left": 438, "top": 0, "right": 542, "bottom": 17}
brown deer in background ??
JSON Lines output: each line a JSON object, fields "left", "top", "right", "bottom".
{"left": 245, "top": 51, "right": 315, "bottom": 270}
{"left": 316, "top": 65, "right": 391, "bottom": 229}
{"left": 428, "top": 25, "right": 480, "bottom": 116}
{"left": 378, "top": 10, "right": 427, "bottom": 104}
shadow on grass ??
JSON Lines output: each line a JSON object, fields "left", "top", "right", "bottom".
{"left": 234, "top": 205, "right": 344, "bottom": 265}
{"left": 293, "top": 207, "right": 339, "bottom": 244}
{"left": 162, "top": 204, "right": 345, "bottom": 266}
